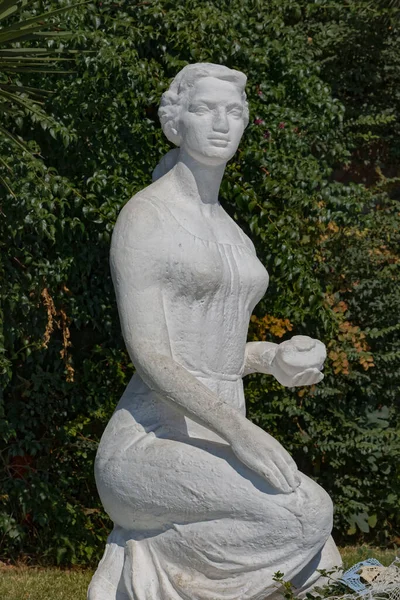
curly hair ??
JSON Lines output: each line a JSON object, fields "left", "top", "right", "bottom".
{"left": 158, "top": 63, "right": 249, "bottom": 147}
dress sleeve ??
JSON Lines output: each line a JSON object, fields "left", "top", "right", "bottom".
{"left": 110, "top": 195, "right": 173, "bottom": 362}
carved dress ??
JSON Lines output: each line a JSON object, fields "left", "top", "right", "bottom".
{"left": 89, "top": 190, "right": 336, "bottom": 600}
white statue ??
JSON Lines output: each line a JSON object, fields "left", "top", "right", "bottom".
{"left": 88, "top": 63, "right": 342, "bottom": 600}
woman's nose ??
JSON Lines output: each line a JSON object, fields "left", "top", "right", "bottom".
{"left": 212, "top": 108, "right": 229, "bottom": 133}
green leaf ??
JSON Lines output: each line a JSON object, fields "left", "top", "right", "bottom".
{"left": 368, "top": 514, "right": 378, "bottom": 529}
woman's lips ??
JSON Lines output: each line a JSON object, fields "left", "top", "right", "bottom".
{"left": 208, "top": 137, "right": 230, "bottom": 147}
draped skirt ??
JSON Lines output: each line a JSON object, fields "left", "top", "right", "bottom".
{"left": 88, "top": 375, "right": 341, "bottom": 600}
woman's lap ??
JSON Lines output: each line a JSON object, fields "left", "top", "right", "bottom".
{"left": 95, "top": 430, "right": 333, "bottom": 554}
{"left": 92, "top": 427, "right": 337, "bottom": 599}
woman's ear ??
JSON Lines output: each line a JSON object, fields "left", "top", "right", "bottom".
{"left": 163, "top": 120, "right": 181, "bottom": 146}
{"left": 171, "top": 117, "right": 182, "bottom": 141}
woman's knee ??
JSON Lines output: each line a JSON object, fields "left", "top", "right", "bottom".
{"left": 299, "top": 474, "right": 334, "bottom": 541}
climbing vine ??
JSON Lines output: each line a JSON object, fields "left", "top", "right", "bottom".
{"left": 0, "top": 0, "right": 399, "bottom": 564}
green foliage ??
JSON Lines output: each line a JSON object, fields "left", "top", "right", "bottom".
{"left": 0, "top": 0, "right": 399, "bottom": 564}
{"left": 273, "top": 568, "right": 348, "bottom": 600}
{"left": 0, "top": 0, "right": 87, "bottom": 174}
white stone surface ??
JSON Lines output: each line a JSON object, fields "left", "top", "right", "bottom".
{"left": 88, "top": 63, "right": 342, "bottom": 600}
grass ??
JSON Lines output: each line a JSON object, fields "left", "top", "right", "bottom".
{"left": 340, "top": 545, "right": 397, "bottom": 569}
{"left": 0, "top": 567, "right": 92, "bottom": 600}
{"left": 0, "top": 548, "right": 397, "bottom": 600}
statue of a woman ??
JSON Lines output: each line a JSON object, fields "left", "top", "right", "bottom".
{"left": 88, "top": 63, "right": 341, "bottom": 600}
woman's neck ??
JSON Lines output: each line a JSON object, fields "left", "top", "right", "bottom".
{"left": 173, "top": 148, "right": 226, "bottom": 215}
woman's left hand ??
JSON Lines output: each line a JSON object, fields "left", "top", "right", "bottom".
{"left": 270, "top": 335, "right": 326, "bottom": 387}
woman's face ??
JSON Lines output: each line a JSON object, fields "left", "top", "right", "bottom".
{"left": 179, "top": 76, "right": 246, "bottom": 167}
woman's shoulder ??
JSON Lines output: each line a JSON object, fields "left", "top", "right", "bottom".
{"left": 117, "top": 188, "right": 165, "bottom": 225}
{"left": 112, "top": 185, "right": 174, "bottom": 249}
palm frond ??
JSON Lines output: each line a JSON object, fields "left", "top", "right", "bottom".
{"left": 0, "top": 1, "right": 88, "bottom": 36}
{"left": 0, "top": 47, "right": 78, "bottom": 55}
{"left": 0, "top": 124, "right": 31, "bottom": 154}
{"left": 0, "top": 0, "right": 87, "bottom": 160}
{"left": 0, "top": 83, "right": 53, "bottom": 96}
{"left": 0, "top": 0, "right": 37, "bottom": 23}
{"left": 0, "top": 1, "right": 84, "bottom": 76}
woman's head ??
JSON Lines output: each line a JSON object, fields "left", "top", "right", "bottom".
{"left": 158, "top": 63, "right": 249, "bottom": 167}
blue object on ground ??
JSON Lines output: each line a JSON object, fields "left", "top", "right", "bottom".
{"left": 339, "top": 559, "right": 384, "bottom": 593}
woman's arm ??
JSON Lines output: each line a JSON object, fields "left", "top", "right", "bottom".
{"left": 243, "top": 342, "right": 278, "bottom": 376}
{"left": 243, "top": 339, "right": 326, "bottom": 386}
{"left": 110, "top": 196, "right": 299, "bottom": 493}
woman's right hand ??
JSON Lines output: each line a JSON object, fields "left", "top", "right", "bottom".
{"left": 229, "top": 420, "right": 300, "bottom": 494}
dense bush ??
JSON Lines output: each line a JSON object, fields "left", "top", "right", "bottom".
{"left": 0, "top": 0, "right": 399, "bottom": 564}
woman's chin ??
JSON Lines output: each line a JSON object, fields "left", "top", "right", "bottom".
{"left": 187, "top": 146, "right": 237, "bottom": 166}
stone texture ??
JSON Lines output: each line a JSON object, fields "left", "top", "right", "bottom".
{"left": 88, "top": 63, "right": 342, "bottom": 600}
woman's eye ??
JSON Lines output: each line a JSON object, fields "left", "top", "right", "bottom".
{"left": 192, "top": 106, "right": 209, "bottom": 115}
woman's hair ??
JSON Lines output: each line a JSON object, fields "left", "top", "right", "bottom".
{"left": 152, "top": 63, "right": 249, "bottom": 181}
